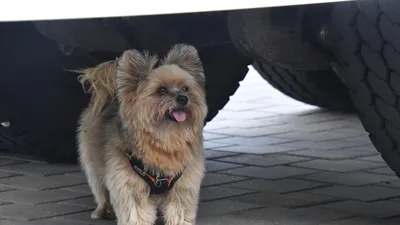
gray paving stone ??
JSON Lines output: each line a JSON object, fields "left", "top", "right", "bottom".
{"left": 220, "top": 166, "right": 316, "bottom": 180}
{"left": 0, "top": 159, "right": 26, "bottom": 167}
{"left": 284, "top": 148, "right": 378, "bottom": 160}
{"left": 0, "top": 220, "right": 41, "bottom": 225}
{"left": 0, "top": 154, "right": 44, "bottom": 163}
{"left": 319, "top": 217, "right": 400, "bottom": 225}
{"left": 199, "top": 206, "right": 350, "bottom": 224}
{"left": 0, "top": 174, "right": 86, "bottom": 190}
{"left": 203, "top": 132, "right": 230, "bottom": 141}
{"left": 205, "top": 117, "right": 287, "bottom": 130}
{"left": 207, "top": 127, "right": 293, "bottom": 138}
{"left": 60, "top": 184, "right": 92, "bottom": 194}
{"left": 212, "top": 145, "right": 307, "bottom": 154}
{"left": 223, "top": 178, "right": 328, "bottom": 193}
{"left": 60, "top": 196, "right": 95, "bottom": 208}
{"left": 283, "top": 112, "right": 348, "bottom": 124}
{"left": 278, "top": 140, "right": 367, "bottom": 151}
{"left": 59, "top": 212, "right": 116, "bottom": 225}
{"left": 296, "top": 171, "right": 397, "bottom": 186}
{"left": 358, "top": 155, "right": 386, "bottom": 163}
{"left": 1, "top": 218, "right": 91, "bottom": 225}
{"left": 0, "top": 171, "right": 20, "bottom": 179}
{"left": 378, "top": 180, "right": 400, "bottom": 189}
{"left": 230, "top": 191, "right": 340, "bottom": 208}
{"left": 0, "top": 162, "right": 80, "bottom": 176}
{"left": 321, "top": 200, "right": 400, "bottom": 218}
{"left": 260, "top": 105, "right": 320, "bottom": 115}
{"left": 271, "top": 131, "right": 361, "bottom": 142}
{"left": 33, "top": 219, "right": 91, "bottom": 225}
{"left": 204, "top": 150, "right": 240, "bottom": 160}
{"left": 0, "top": 202, "right": 89, "bottom": 221}
{"left": 197, "top": 199, "right": 263, "bottom": 218}
{"left": 198, "top": 213, "right": 276, "bottom": 225}
{"left": 203, "top": 141, "right": 235, "bottom": 150}
{"left": 313, "top": 128, "right": 366, "bottom": 139}
{"left": 215, "top": 110, "right": 276, "bottom": 120}
{"left": 200, "top": 186, "right": 256, "bottom": 202}
{"left": 283, "top": 122, "right": 349, "bottom": 133}
{"left": 291, "top": 159, "right": 384, "bottom": 172}
{"left": 202, "top": 173, "right": 249, "bottom": 187}
{"left": 65, "top": 171, "right": 86, "bottom": 179}
{"left": 307, "top": 185, "right": 400, "bottom": 201}
{"left": 203, "top": 120, "right": 234, "bottom": 130}
{"left": 0, "top": 220, "right": 27, "bottom": 225}
{"left": 366, "top": 167, "right": 396, "bottom": 176}
{"left": 215, "top": 136, "right": 295, "bottom": 146}
{"left": 341, "top": 135, "right": 374, "bottom": 145}
{"left": 0, "top": 189, "right": 89, "bottom": 205}
{"left": 221, "top": 102, "right": 266, "bottom": 112}
{"left": 215, "top": 154, "right": 311, "bottom": 167}
{"left": 205, "top": 160, "right": 243, "bottom": 172}
{"left": 283, "top": 191, "right": 342, "bottom": 206}
{"left": 341, "top": 145, "right": 381, "bottom": 155}
{"left": 0, "top": 184, "right": 14, "bottom": 192}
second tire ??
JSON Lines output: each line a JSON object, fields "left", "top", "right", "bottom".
{"left": 253, "top": 61, "right": 354, "bottom": 111}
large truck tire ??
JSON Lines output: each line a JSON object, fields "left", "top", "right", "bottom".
{"left": 200, "top": 44, "right": 251, "bottom": 122}
{"left": 253, "top": 61, "right": 354, "bottom": 111}
{"left": 0, "top": 22, "right": 96, "bottom": 163}
{"left": 331, "top": 0, "right": 400, "bottom": 176}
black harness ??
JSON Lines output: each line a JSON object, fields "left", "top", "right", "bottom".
{"left": 127, "top": 151, "right": 182, "bottom": 195}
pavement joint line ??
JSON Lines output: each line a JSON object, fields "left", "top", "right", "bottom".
{"left": 200, "top": 191, "right": 260, "bottom": 203}
{"left": 27, "top": 209, "right": 93, "bottom": 222}
{"left": 35, "top": 195, "right": 93, "bottom": 206}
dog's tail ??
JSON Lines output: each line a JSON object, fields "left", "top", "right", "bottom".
{"left": 77, "top": 60, "right": 118, "bottom": 117}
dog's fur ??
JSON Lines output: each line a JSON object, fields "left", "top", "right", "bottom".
{"left": 77, "top": 44, "right": 208, "bottom": 225}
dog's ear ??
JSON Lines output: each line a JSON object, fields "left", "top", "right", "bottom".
{"left": 163, "top": 44, "right": 205, "bottom": 86}
{"left": 116, "top": 49, "right": 158, "bottom": 95}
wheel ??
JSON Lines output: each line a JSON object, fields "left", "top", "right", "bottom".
{"left": 0, "top": 22, "right": 98, "bottom": 163}
{"left": 0, "top": 24, "right": 250, "bottom": 163}
{"left": 200, "top": 44, "right": 251, "bottom": 122}
{"left": 253, "top": 61, "right": 354, "bottom": 111}
{"left": 331, "top": 0, "right": 400, "bottom": 175}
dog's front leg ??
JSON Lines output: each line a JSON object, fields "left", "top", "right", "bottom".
{"left": 161, "top": 187, "right": 201, "bottom": 225}
{"left": 105, "top": 152, "right": 157, "bottom": 225}
{"left": 109, "top": 186, "right": 157, "bottom": 225}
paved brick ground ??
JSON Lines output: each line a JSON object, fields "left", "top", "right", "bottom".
{"left": 1, "top": 67, "right": 400, "bottom": 224}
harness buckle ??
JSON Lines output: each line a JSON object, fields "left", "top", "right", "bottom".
{"left": 155, "top": 177, "right": 169, "bottom": 188}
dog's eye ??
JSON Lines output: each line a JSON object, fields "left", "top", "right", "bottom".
{"left": 182, "top": 86, "right": 189, "bottom": 92}
{"left": 158, "top": 87, "right": 168, "bottom": 95}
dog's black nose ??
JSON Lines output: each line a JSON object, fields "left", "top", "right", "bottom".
{"left": 176, "top": 95, "right": 188, "bottom": 106}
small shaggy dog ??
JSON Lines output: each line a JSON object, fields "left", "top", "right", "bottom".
{"left": 77, "top": 44, "right": 208, "bottom": 225}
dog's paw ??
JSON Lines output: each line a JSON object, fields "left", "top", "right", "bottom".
{"left": 91, "top": 207, "right": 106, "bottom": 219}
{"left": 105, "top": 206, "right": 117, "bottom": 220}
{"left": 91, "top": 206, "right": 116, "bottom": 220}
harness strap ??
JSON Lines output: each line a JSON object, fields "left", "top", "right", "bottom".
{"left": 127, "top": 151, "right": 182, "bottom": 195}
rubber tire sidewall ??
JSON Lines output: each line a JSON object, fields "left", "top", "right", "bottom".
{"left": 0, "top": 22, "right": 98, "bottom": 163}
{"left": 331, "top": 0, "right": 400, "bottom": 175}
{"left": 253, "top": 61, "right": 354, "bottom": 111}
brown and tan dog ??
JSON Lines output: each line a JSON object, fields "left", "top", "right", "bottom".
{"left": 77, "top": 44, "right": 208, "bottom": 225}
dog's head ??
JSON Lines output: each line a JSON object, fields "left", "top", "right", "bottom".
{"left": 116, "top": 44, "right": 207, "bottom": 136}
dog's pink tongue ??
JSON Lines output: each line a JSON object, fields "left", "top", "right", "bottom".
{"left": 172, "top": 111, "right": 186, "bottom": 122}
